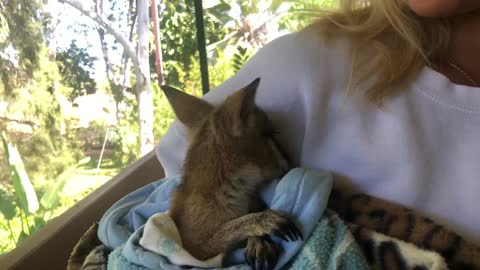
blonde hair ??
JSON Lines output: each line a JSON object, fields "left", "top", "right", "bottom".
{"left": 306, "top": 0, "right": 452, "bottom": 105}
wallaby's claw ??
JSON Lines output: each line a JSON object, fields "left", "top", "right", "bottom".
{"left": 283, "top": 220, "right": 303, "bottom": 241}
{"left": 279, "top": 222, "right": 297, "bottom": 241}
{"left": 272, "top": 229, "right": 289, "bottom": 242}
{"left": 244, "top": 236, "right": 281, "bottom": 270}
{"left": 264, "top": 210, "right": 303, "bottom": 242}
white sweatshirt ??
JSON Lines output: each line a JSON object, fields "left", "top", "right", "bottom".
{"left": 156, "top": 28, "right": 480, "bottom": 244}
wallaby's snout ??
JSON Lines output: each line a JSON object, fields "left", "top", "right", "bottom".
{"left": 215, "top": 77, "right": 289, "bottom": 182}
{"left": 161, "top": 78, "right": 289, "bottom": 183}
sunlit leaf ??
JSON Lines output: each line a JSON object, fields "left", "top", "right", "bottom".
{"left": 40, "top": 166, "right": 75, "bottom": 210}
{"left": 77, "top": 157, "right": 91, "bottom": 166}
{"left": 1, "top": 132, "right": 39, "bottom": 215}
{"left": 270, "top": 0, "right": 286, "bottom": 12}
{"left": 29, "top": 217, "right": 46, "bottom": 234}
{"left": 204, "top": 0, "right": 221, "bottom": 9}
{"left": 0, "top": 188, "right": 16, "bottom": 220}
{"left": 0, "top": 12, "right": 9, "bottom": 43}
{"left": 17, "top": 231, "right": 29, "bottom": 244}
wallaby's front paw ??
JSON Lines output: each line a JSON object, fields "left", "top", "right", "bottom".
{"left": 261, "top": 210, "right": 303, "bottom": 242}
{"left": 244, "top": 235, "right": 281, "bottom": 270}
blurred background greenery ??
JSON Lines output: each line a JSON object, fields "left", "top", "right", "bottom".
{"left": 0, "top": 0, "right": 335, "bottom": 254}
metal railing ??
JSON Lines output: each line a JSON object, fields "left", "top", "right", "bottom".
{"left": 194, "top": 0, "right": 210, "bottom": 94}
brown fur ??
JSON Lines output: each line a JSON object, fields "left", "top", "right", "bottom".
{"left": 161, "top": 78, "right": 301, "bottom": 269}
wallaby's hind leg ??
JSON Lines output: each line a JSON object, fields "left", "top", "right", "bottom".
{"left": 212, "top": 209, "right": 303, "bottom": 246}
{"left": 204, "top": 210, "right": 302, "bottom": 269}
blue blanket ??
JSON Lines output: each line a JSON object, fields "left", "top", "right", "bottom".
{"left": 98, "top": 168, "right": 335, "bottom": 269}
{"left": 108, "top": 210, "right": 370, "bottom": 270}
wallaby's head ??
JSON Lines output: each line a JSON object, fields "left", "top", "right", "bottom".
{"left": 161, "top": 78, "right": 289, "bottom": 185}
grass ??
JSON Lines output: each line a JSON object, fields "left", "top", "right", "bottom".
{"left": 63, "top": 155, "right": 121, "bottom": 197}
{"left": 55, "top": 154, "right": 123, "bottom": 214}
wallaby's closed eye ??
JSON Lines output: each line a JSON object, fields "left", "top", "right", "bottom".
{"left": 161, "top": 78, "right": 302, "bottom": 270}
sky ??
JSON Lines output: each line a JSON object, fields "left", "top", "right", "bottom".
{"left": 49, "top": 0, "right": 127, "bottom": 80}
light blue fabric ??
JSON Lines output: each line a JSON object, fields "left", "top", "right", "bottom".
{"left": 98, "top": 168, "right": 333, "bottom": 269}
{"left": 107, "top": 210, "right": 370, "bottom": 270}
{"left": 98, "top": 176, "right": 181, "bottom": 249}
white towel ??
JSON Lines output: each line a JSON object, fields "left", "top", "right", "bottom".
{"left": 139, "top": 212, "right": 224, "bottom": 268}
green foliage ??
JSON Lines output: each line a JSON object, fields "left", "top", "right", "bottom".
{"left": 0, "top": 0, "right": 86, "bottom": 255}
{"left": 1, "top": 132, "right": 39, "bottom": 215}
{"left": 2, "top": 46, "right": 81, "bottom": 190}
{"left": 231, "top": 46, "right": 253, "bottom": 73}
{"left": 152, "top": 83, "right": 175, "bottom": 140}
{"left": 58, "top": 156, "right": 119, "bottom": 210}
{"left": 278, "top": 0, "right": 339, "bottom": 31}
{"left": 17, "top": 231, "right": 28, "bottom": 243}
{"left": 0, "top": 0, "right": 45, "bottom": 94}
{"left": 0, "top": 12, "right": 8, "bottom": 43}
{"left": 109, "top": 93, "right": 140, "bottom": 164}
{"left": 40, "top": 157, "right": 90, "bottom": 210}
{"left": 184, "top": 49, "right": 236, "bottom": 94}
{"left": 0, "top": 152, "right": 99, "bottom": 254}
{"left": 0, "top": 188, "right": 16, "bottom": 220}
{"left": 157, "top": 0, "right": 230, "bottom": 87}
{"left": 1, "top": 133, "right": 41, "bottom": 246}
{"left": 155, "top": 0, "right": 317, "bottom": 89}
{"left": 56, "top": 41, "right": 98, "bottom": 101}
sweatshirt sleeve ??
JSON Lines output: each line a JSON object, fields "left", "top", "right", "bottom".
{"left": 156, "top": 31, "right": 311, "bottom": 177}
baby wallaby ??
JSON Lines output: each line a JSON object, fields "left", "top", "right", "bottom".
{"left": 161, "top": 78, "right": 302, "bottom": 270}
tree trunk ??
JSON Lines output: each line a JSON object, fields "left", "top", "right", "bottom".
{"left": 150, "top": 0, "right": 164, "bottom": 87}
{"left": 60, "top": 0, "right": 155, "bottom": 157}
{"left": 121, "top": 0, "right": 136, "bottom": 92}
{"left": 136, "top": 0, "right": 154, "bottom": 156}
{"left": 94, "top": 0, "right": 121, "bottom": 123}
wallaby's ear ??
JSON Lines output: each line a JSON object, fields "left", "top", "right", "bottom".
{"left": 221, "top": 78, "right": 260, "bottom": 134}
{"left": 160, "top": 85, "right": 214, "bottom": 128}
{"left": 238, "top": 78, "right": 260, "bottom": 122}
